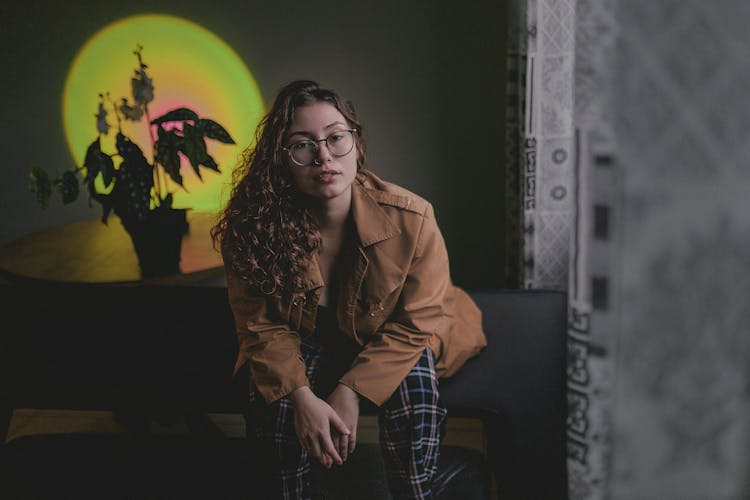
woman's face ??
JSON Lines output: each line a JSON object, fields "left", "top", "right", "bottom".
{"left": 285, "top": 101, "right": 359, "bottom": 207}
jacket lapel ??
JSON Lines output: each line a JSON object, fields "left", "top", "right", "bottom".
{"left": 302, "top": 253, "right": 325, "bottom": 293}
{"left": 338, "top": 179, "right": 404, "bottom": 340}
{"left": 302, "top": 177, "right": 399, "bottom": 295}
{"left": 350, "top": 177, "right": 401, "bottom": 247}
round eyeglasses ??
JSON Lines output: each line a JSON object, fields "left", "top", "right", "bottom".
{"left": 282, "top": 129, "right": 357, "bottom": 167}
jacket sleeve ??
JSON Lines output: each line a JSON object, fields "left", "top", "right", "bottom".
{"left": 224, "top": 261, "right": 309, "bottom": 404}
{"left": 338, "top": 203, "right": 451, "bottom": 406}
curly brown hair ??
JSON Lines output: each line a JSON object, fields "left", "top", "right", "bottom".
{"left": 211, "top": 80, "right": 367, "bottom": 296}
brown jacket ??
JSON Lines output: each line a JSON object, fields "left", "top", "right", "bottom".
{"left": 224, "top": 169, "right": 487, "bottom": 406}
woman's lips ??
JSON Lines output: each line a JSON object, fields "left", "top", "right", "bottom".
{"left": 315, "top": 171, "right": 340, "bottom": 184}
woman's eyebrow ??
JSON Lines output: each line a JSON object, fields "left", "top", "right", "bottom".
{"left": 323, "top": 121, "right": 347, "bottom": 130}
{"left": 288, "top": 130, "right": 314, "bottom": 139}
{"left": 288, "top": 121, "right": 348, "bottom": 140}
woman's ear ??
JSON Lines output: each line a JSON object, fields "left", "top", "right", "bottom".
{"left": 355, "top": 142, "right": 365, "bottom": 170}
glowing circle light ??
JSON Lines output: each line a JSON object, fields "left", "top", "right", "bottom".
{"left": 63, "top": 14, "right": 264, "bottom": 211}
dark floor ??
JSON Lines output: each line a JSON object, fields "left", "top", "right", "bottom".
{"left": 0, "top": 432, "right": 491, "bottom": 499}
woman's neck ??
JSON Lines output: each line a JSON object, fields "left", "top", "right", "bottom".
{"left": 312, "top": 191, "right": 352, "bottom": 234}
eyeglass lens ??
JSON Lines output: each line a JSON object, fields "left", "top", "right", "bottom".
{"left": 289, "top": 130, "right": 355, "bottom": 166}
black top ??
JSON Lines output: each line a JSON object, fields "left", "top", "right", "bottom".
{"left": 315, "top": 303, "right": 339, "bottom": 340}
{"left": 312, "top": 303, "right": 362, "bottom": 397}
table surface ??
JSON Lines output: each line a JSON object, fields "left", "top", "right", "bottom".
{"left": 0, "top": 211, "right": 225, "bottom": 285}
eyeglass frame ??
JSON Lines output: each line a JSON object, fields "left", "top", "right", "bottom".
{"left": 282, "top": 129, "right": 358, "bottom": 167}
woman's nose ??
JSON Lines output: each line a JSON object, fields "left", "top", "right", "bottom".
{"left": 314, "top": 139, "right": 333, "bottom": 164}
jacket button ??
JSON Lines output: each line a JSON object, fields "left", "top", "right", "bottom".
{"left": 293, "top": 300, "right": 299, "bottom": 307}
{"left": 369, "top": 312, "right": 376, "bottom": 317}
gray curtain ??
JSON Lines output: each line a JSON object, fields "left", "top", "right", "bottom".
{"left": 510, "top": 0, "right": 750, "bottom": 498}
{"left": 611, "top": 1, "right": 750, "bottom": 498}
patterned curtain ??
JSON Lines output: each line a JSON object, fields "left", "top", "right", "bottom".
{"left": 509, "top": 0, "right": 750, "bottom": 498}
{"left": 503, "top": 0, "right": 526, "bottom": 289}
{"left": 566, "top": 0, "right": 617, "bottom": 498}
{"left": 521, "top": 0, "right": 576, "bottom": 291}
{"left": 512, "top": 0, "right": 613, "bottom": 498}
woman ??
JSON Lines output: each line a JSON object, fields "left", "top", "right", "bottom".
{"left": 212, "top": 80, "right": 486, "bottom": 499}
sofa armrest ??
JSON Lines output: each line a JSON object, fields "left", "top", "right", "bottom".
{"left": 439, "top": 289, "right": 568, "bottom": 500}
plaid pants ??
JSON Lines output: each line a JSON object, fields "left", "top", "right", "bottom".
{"left": 244, "top": 334, "right": 447, "bottom": 499}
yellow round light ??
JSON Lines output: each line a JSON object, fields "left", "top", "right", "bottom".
{"left": 63, "top": 13, "right": 264, "bottom": 212}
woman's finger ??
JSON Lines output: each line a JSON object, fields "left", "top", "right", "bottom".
{"left": 308, "top": 435, "right": 325, "bottom": 466}
{"left": 332, "top": 433, "right": 342, "bottom": 462}
{"left": 308, "top": 434, "right": 333, "bottom": 468}
{"left": 331, "top": 426, "right": 347, "bottom": 462}
{"left": 319, "top": 430, "right": 343, "bottom": 466}
{"left": 302, "top": 435, "right": 315, "bottom": 454}
{"left": 328, "top": 411, "right": 350, "bottom": 438}
{"left": 348, "top": 432, "right": 357, "bottom": 455}
{"left": 338, "top": 431, "right": 348, "bottom": 462}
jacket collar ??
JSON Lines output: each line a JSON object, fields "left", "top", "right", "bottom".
{"left": 350, "top": 174, "right": 401, "bottom": 247}
{"left": 301, "top": 172, "right": 401, "bottom": 292}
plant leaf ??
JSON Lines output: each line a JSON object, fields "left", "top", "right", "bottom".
{"left": 181, "top": 122, "right": 208, "bottom": 179}
{"left": 96, "top": 102, "right": 109, "bottom": 135}
{"left": 119, "top": 97, "right": 144, "bottom": 122}
{"left": 155, "top": 125, "right": 183, "bottom": 186}
{"left": 196, "top": 118, "right": 235, "bottom": 144}
{"left": 83, "top": 139, "right": 102, "bottom": 182}
{"left": 29, "top": 166, "right": 52, "bottom": 209}
{"left": 114, "top": 133, "right": 154, "bottom": 222}
{"left": 89, "top": 178, "right": 113, "bottom": 224}
{"left": 151, "top": 107, "right": 198, "bottom": 125}
{"left": 131, "top": 68, "right": 154, "bottom": 105}
{"left": 100, "top": 153, "right": 116, "bottom": 188}
{"left": 57, "top": 170, "right": 80, "bottom": 204}
{"left": 83, "top": 138, "right": 116, "bottom": 187}
{"left": 202, "top": 153, "right": 219, "bottom": 172}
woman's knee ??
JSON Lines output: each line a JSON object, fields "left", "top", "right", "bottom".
{"left": 382, "top": 348, "right": 446, "bottom": 419}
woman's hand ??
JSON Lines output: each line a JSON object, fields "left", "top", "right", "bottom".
{"left": 290, "top": 386, "right": 349, "bottom": 468}
{"left": 326, "top": 383, "right": 360, "bottom": 462}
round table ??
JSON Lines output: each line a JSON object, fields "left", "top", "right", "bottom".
{"left": 0, "top": 211, "right": 225, "bottom": 285}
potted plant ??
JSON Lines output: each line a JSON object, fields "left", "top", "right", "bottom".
{"left": 29, "top": 45, "right": 235, "bottom": 277}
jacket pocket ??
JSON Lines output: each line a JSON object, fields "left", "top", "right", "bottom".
{"left": 356, "top": 284, "right": 402, "bottom": 335}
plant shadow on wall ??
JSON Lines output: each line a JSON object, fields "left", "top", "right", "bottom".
{"left": 29, "top": 45, "right": 235, "bottom": 278}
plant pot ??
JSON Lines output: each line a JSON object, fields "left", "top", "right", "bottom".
{"left": 121, "top": 208, "right": 190, "bottom": 278}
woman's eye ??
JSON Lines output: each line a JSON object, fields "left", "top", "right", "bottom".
{"left": 293, "top": 141, "right": 314, "bottom": 151}
{"left": 329, "top": 134, "right": 344, "bottom": 143}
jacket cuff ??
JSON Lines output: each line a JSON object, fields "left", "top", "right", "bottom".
{"left": 338, "top": 366, "right": 403, "bottom": 407}
{"left": 253, "top": 364, "right": 310, "bottom": 404}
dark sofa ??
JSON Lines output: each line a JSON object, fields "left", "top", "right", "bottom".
{"left": 0, "top": 283, "right": 567, "bottom": 499}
